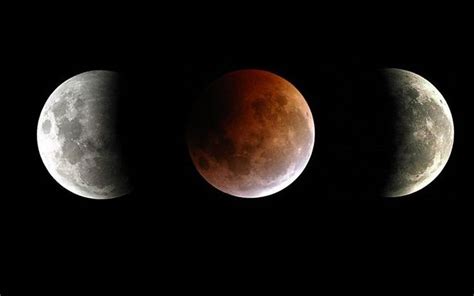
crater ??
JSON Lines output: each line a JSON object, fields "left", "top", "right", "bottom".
{"left": 199, "top": 157, "right": 210, "bottom": 171}
{"left": 62, "top": 140, "right": 84, "bottom": 164}
{"left": 228, "top": 155, "right": 251, "bottom": 176}
{"left": 42, "top": 120, "right": 51, "bottom": 134}
{"left": 79, "top": 157, "right": 115, "bottom": 189}
{"left": 58, "top": 118, "right": 83, "bottom": 140}
{"left": 406, "top": 87, "right": 420, "bottom": 101}
{"left": 275, "top": 95, "right": 288, "bottom": 106}
{"left": 52, "top": 100, "right": 69, "bottom": 118}
{"left": 252, "top": 99, "right": 269, "bottom": 122}
{"left": 74, "top": 98, "right": 86, "bottom": 109}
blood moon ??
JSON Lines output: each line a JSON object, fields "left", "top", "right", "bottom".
{"left": 187, "top": 69, "right": 315, "bottom": 198}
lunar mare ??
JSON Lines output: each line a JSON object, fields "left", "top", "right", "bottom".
{"left": 37, "top": 70, "right": 132, "bottom": 199}
{"left": 187, "top": 69, "right": 315, "bottom": 198}
{"left": 380, "top": 68, "right": 454, "bottom": 197}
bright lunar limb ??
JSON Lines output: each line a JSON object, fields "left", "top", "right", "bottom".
{"left": 379, "top": 68, "right": 454, "bottom": 197}
{"left": 37, "top": 70, "right": 132, "bottom": 199}
{"left": 187, "top": 69, "right": 315, "bottom": 198}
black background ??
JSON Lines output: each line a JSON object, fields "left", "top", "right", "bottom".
{"left": 1, "top": 5, "right": 472, "bottom": 295}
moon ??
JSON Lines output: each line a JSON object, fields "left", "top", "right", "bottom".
{"left": 187, "top": 69, "right": 315, "bottom": 198}
{"left": 377, "top": 68, "right": 454, "bottom": 197}
{"left": 37, "top": 70, "right": 132, "bottom": 199}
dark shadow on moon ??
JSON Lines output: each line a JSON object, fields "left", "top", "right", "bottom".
{"left": 320, "top": 69, "right": 453, "bottom": 198}
{"left": 114, "top": 74, "right": 137, "bottom": 193}
{"left": 310, "top": 69, "right": 399, "bottom": 199}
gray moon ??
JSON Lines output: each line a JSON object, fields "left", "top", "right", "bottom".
{"left": 37, "top": 70, "right": 132, "bottom": 199}
{"left": 380, "top": 68, "right": 454, "bottom": 197}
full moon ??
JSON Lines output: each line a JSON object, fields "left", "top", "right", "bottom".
{"left": 37, "top": 70, "right": 132, "bottom": 199}
{"left": 377, "top": 68, "right": 454, "bottom": 197}
{"left": 187, "top": 69, "right": 315, "bottom": 198}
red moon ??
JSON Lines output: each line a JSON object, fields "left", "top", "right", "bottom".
{"left": 187, "top": 69, "right": 315, "bottom": 198}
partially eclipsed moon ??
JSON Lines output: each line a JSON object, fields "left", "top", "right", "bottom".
{"left": 187, "top": 69, "right": 315, "bottom": 198}
{"left": 37, "top": 70, "right": 132, "bottom": 199}
{"left": 379, "top": 68, "right": 454, "bottom": 197}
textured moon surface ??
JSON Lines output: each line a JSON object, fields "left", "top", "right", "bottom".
{"left": 380, "top": 68, "right": 454, "bottom": 197}
{"left": 187, "top": 69, "right": 315, "bottom": 198}
{"left": 37, "top": 70, "right": 132, "bottom": 199}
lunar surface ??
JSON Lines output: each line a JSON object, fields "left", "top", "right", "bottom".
{"left": 187, "top": 69, "right": 315, "bottom": 198}
{"left": 378, "top": 68, "right": 454, "bottom": 197}
{"left": 37, "top": 70, "right": 132, "bottom": 199}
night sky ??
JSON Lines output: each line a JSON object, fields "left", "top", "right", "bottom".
{"left": 1, "top": 9, "right": 471, "bottom": 295}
